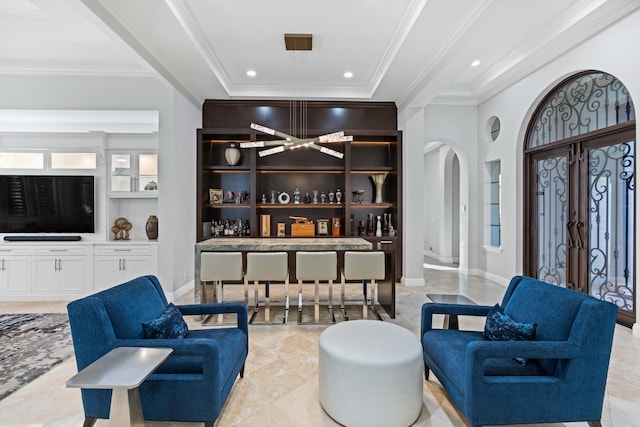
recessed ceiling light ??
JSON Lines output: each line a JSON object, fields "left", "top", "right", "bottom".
{"left": 246, "top": 70, "right": 257, "bottom": 77}
{"left": 471, "top": 60, "right": 480, "bottom": 67}
{"left": 343, "top": 71, "right": 353, "bottom": 79}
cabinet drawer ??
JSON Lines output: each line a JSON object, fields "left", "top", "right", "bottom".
{"left": 0, "top": 247, "right": 30, "bottom": 256}
{"left": 33, "top": 246, "right": 88, "bottom": 256}
{"left": 94, "top": 245, "right": 154, "bottom": 256}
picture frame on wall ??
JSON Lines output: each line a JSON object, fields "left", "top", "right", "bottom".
{"left": 209, "top": 188, "right": 223, "bottom": 204}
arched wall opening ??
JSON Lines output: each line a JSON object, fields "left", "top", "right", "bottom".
{"left": 424, "top": 140, "right": 467, "bottom": 271}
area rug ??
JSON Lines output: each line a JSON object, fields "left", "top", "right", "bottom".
{"left": 0, "top": 313, "right": 74, "bottom": 400}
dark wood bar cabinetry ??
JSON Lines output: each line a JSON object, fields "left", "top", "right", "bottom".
{"left": 196, "top": 100, "right": 402, "bottom": 317}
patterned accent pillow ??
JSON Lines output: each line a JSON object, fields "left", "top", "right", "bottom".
{"left": 483, "top": 304, "right": 537, "bottom": 341}
{"left": 142, "top": 303, "right": 189, "bottom": 339}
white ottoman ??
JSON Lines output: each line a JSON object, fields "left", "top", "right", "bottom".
{"left": 318, "top": 320, "right": 423, "bottom": 427}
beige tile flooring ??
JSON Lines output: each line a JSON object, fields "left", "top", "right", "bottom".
{"left": 1, "top": 260, "right": 639, "bottom": 427}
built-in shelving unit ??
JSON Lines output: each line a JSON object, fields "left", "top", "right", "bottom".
{"left": 196, "top": 100, "right": 402, "bottom": 282}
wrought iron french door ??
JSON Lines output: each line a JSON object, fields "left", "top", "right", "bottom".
{"left": 525, "top": 127, "right": 635, "bottom": 325}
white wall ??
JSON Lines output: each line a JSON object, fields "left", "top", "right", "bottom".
{"left": 401, "top": 9, "right": 640, "bottom": 331}
{"left": 423, "top": 149, "right": 439, "bottom": 256}
{"left": 0, "top": 74, "right": 198, "bottom": 295}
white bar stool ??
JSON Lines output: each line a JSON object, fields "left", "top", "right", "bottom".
{"left": 296, "top": 251, "right": 337, "bottom": 324}
{"left": 341, "top": 251, "right": 385, "bottom": 320}
{"left": 200, "top": 252, "right": 244, "bottom": 324}
{"left": 246, "top": 252, "right": 289, "bottom": 324}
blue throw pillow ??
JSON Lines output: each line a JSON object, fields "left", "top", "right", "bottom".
{"left": 142, "top": 303, "right": 189, "bottom": 339}
{"left": 484, "top": 304, "right": 537, "bottom": 341}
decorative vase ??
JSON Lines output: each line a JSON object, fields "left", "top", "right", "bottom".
{"left": 371, "top": 173, "right": 388, "bottom": 204}
{"left": 145, "top": 215, "right": 158, "bottom": 240}
{"left": 225, "top": 143, "right": 241, "bottom": 166}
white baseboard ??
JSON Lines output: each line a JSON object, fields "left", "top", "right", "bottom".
{"left": 167, "top": 280, "right": 193, "bottom": 302}
{"left": 402, "top": 276, "right": 425, "bottom": 286}
{"left": 633, "top": 323, "right": 640, "bottom": 337}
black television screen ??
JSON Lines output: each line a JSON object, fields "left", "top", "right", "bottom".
{"left": 0, "top": 175, "right": 95, "bottom": 233}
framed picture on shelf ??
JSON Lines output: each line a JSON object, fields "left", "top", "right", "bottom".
{"left": 317, "top": 219, "right": 329, "bottom": 236}
{"left": 209, "top": 188, "right": 223, "bottom": 204}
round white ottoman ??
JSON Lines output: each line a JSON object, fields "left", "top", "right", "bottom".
{"left": 318, "top": 320, "right": 423, "bottom": 427}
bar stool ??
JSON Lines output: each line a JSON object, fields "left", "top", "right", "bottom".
{"left": 296, "top": 251, "right": 337, "bottom": 324}
{"left": 246, "top": 252, "right": 289, "bottom": 324}
{"left": 200, "top": 252, "right": 244, "bottom": 324}
{"left": 341, "top": 251, "right": 385, "bottom": 320}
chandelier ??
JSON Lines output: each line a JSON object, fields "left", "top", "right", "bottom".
{"left": 240, "top": 34, "right": 351, "bottom": 159}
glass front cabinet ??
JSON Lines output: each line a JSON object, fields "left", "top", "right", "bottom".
{"left": 108, "top": 152, "right": 158, "bottom": 196}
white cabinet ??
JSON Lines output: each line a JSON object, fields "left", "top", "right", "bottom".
{"left": 0, "top": 247, "right": 31, "bottom": 295}
{"left": 108, "top": 152, "right": 158, "bottom": 196}
{"left": 93, "top": 244, "right": 158, "bottom": 291}
{"left": 31, "top": 246, "right": 93, "bottom": 296}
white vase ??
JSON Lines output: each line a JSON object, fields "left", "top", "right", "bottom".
{"left": 371, "top": 173, "right": 388, "bottom": 204}
{"left": 225, "top": 143, "right": 241, "bottom": 166}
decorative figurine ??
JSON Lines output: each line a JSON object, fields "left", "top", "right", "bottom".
{"left": 328, "top": 190, "right": 335, "bottom": 204}
{"left": 335, "top": 188, "right": 342, "bottom": 204}
{"left": 320, "top": 191, "right": 327, "bottom": 204}
{"left": 270, "top": 190, "right": 277, "bottom": 204}
{"left": 262, "top": 194, "right": 267, "bottom": 204}
{"left": 294, "top": 188, "right": 301, "bottom": 204}
{"left": 303, "top": 192, "right": 311, "bottom": 204}
{"left": 376, "top": 215, "right": 382, "bottom": 237}
{"left": 313, "top": 190, "right": 319, "bottom": 204}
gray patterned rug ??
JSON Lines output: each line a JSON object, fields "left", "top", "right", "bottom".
{"left": 0, "top": 313, "right": 74, "bottom": 400}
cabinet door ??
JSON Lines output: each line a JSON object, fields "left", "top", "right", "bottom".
{"left": 57, "top": 256, "right": 90, "bottom": 293}
{"left": 121, "top": 257, "right": 153, "bottom": 282}
{"left": 0, "top": 257, "right": 31, "bottom": 294}
{"left": 31, "top": 258, "right": 58, "bottom": 294}
{"left": 94, "top": 257, "right": 123, "bottom": 291}
{"left": 109, "top": 152, "right": 158, "bottom": 195}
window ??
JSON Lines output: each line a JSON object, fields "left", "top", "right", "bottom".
{"left": 485, "top": 160, "right": 501, "bottom": 247}
{"left": 51, "top": 153, "right": 97, "bottom": 169}
{"left": 0, "top": 152, "right": 44, "bottom": 169}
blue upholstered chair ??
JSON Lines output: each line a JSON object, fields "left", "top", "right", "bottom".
{"left": 421, "top": 276, "right": 617, "bottom": 427}
{"left": 67, "top": 275, "right": 248, "bottom": 427}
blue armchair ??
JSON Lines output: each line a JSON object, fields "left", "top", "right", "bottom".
{"left": 421, "top": 276, "right": 617, "bottom": 427}
{"left": 67, "top": 275, "right": 248, "bottom": 427}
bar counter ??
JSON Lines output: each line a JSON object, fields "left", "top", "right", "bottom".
{"left": 194, "top": 237, "right": 396, "bottom": 318}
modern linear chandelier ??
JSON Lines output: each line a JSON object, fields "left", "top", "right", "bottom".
{"left": 240, "top": 34, "right": 351, "bottom": 159}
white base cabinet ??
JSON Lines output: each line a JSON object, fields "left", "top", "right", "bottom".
{"left": 93, "top": 244, "right": 158, "bottom": 291}
{"left": 0, "top": 247, "right": 31, "bottom": 295}
{"left": 0, "top": 242, "right": 158, "bottom": 300}
{"left": 32, "top": 246, "right": 93, "bottom": 296}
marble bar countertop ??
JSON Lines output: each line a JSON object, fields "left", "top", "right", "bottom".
{"left": 196, "top": 237, "right": 373, "bottom": 251}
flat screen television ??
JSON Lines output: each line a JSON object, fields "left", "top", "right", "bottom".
{"left": 0, "top": 175, "right": 95, "bottom": 234}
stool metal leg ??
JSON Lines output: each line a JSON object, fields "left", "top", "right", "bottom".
{"left": 298, "top": 280, "right": 304, "bottom": 324}
{"left": 314, "top": 279, "right": 320, "bottom": 323}
{"left": 340, "top": 273, "right": 349, "bottom": 320}
{"left": 362, "top": 279, "right": 368, "bottom": 320}
{"left": 283, "top": 278, "right": 289, "bottom": 324}
{"left": 249, "top": 280, "right": 260, "bottom": 324}
{"left": 328, "top": 279, "right": 335, "bottom": 323}
{"left": 264, "top": 280, "right": 270, "bottom": 324}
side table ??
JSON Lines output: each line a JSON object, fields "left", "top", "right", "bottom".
{"left": 426, "top": 293, "right": 476, "bottom": 329}
{"left": 66, "top": 347, "right": 173, "bottom": 427}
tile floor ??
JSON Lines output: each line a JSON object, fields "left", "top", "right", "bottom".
{"left": 1, "top": 259, "right": 639, "bottom": 427}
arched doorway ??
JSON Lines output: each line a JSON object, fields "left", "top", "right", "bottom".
{"left": 523, "top": 70, "right": 636, "bottom": 326}
{"left": 423, "top": 143, "right": 461, "bottom": 265}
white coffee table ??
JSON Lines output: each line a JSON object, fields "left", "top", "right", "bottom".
{"left": 66, "top": 347, "right": 173, "bottom": 427}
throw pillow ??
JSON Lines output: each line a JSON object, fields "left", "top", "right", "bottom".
{"left": 483, "top": 304, "right": 537, "bottom": 341}
{"left": 142, "top": 303, "right": 190, "bottom": 339}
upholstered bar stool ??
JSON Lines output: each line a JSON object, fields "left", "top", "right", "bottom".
{"left": 296, "top": 251, "right": 337, "bottom": 324}
{"left": 246, "top": 252, "right": 289, "bottom": 324}
{"left": 200, "top": 252, "right": 244, "bottom": 324}
{"left": 341, "top": 251, "right": 385, "bottom": 320}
